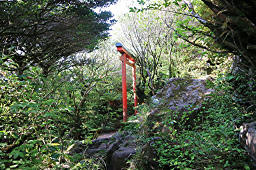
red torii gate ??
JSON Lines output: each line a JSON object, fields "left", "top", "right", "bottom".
{"left": 116, "top": 43, "right": 138, "bottom": 122}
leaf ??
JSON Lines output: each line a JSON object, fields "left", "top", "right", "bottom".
{"left": 50, "top": 143, "right": 60, "bottom": 146}
{"left": 173, "top": 1, "right": 179, "bottom": 6}
{"left": 10, "top": 150, "right": 24, "bottom": 159}
{"left": 0, "top": 131, "right": 7, "bottom": 135}
{"left": 244, "top": 165, "right": 250, "bottom": 170}
{"left": 10, "top": 164, "right": 19, "bottom": 169}
{"left": 226, "top": 75, "right": 234, "bottom": 81}
{"left": 43, "top": 112, "right": 57, "bottom": 119}
{"left": 44, "top": 99, "right": 55, "bottom": 105}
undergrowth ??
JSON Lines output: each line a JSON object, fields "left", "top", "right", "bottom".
{"left": 127, "top": 75, "right": 255, "bottom": 169}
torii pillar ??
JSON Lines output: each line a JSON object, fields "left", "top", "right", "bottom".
{"left": 116, "top": 43, "right": 138, "bottom": 122}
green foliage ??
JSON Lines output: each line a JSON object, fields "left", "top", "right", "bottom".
{"left": 121, "top": 103, "right": 151, "bottom": 134}
{"left": 0, "top": 0, "right": 116, "bottom": 75}
{"left": 133, "top": 0, "right": 256, "bottom": 70}
{"left": 0, "top": 53, "right": 124, "bottom": 168}
{"left": 1, "top": 0, "right": 254, "bottom": 169}
{"left": 128, "top": 75, "right": 254, "bottom": 169}
{"left": 123, "top": 0, "right": 232, "bottom": 98}
{"left": 225, "top": 71, "right": 256, "bottom": 114}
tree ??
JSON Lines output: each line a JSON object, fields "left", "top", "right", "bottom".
{"left": 117, "top": 9, "right": 176, "bottom": 97}
{"left": 0, "top": 0, "right": 117, "bottom": 76}
{"left": 0, "top": 40, "right": 122, "bottom": 168}
{"left": 198, "top": 0, "right": 256, "bottom": 70}
{"left": 135, "top": 0, "right": 256, "bottom": 71}
{"left": 148, "top": 0, "right": 256, "bottom": 107}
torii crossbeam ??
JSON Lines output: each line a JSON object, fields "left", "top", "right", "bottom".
{"left": 116, "top": 43, "right": 138, "bottom": 122}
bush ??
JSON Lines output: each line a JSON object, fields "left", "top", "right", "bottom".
{"left": 129, "top": 75, "right": 254, "bottom": 169}
{"left": 0, "top": 64, "right": 125, "bottom": 168}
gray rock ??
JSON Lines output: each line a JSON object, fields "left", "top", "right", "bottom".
{"left": 166, "top": 86, "right": 175, "bottom": 98}
{"left": 240, "top": 122, "right": 256, "bottom": 161}
{"left": 152, "top": 98, "right": 160, "bottom": 105}
{"left": 167, "top": 77, "right": 182, "bottom": 83}
{"left": 169, "top": 106, "right": 177, "bottom": 111}
{"left": 67, "top": 132, "right": 137, "bottom": 170}
{"left": 110, "top": 147, "right": 136, "bottom": 170}
{"left": 153, "top": 78, "right": 213, "bottom": 113}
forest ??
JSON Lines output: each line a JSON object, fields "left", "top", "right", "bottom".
{"left": 0, "top": 0, "right": 256, "bottom": 169}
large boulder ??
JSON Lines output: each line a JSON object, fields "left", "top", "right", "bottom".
{"left": 152, "top": 78, "right": 214, "bottom": 112}
{"left": 66, "top": 132, "right": 136, "bottom": 170}
{"left": 240, "top": 122, "right": 256, "bottom": 162}
{"left": 147, "top": 78, "right": 214, "bottom": 133}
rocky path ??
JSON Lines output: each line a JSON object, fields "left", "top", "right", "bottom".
{"left": 97, "top": 131, "right": 117, "bottom": 139}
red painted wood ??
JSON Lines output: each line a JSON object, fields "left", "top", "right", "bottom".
{"left": 122, "top": 54, "right": 128, "bottom": 122}
{"left": 117, "top": 47, "right": 135, "bottom": 62}
{"left": 116, "top": 43, "right": 137, "bottom": 121}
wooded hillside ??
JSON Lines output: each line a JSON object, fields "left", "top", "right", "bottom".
{"left": 0, "top": 0, "right": 255, "bottom": 169}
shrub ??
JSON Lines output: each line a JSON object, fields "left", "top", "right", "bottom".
{"left": 129, "top": 75, "right": 254, "bottom": 169}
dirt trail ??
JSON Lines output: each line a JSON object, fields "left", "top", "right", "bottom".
{"left": 97, "top": 131, "right": 117, "bottom": 139}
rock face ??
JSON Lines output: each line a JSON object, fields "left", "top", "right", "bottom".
{"left": 240, "top": 122, "right": 256, "bottom": 162}
{"left": 147, "top": 78, "right": 214, "bottom": 133}
{"left": 152, "top": 78, "right": 214, "bottom": 112}
{"left": 67, "top": 132, "right": 136, "bottom": 170}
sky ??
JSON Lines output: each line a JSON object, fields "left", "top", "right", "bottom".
{"left": 104, "top": 0, "right": 137, "bottom": 37}
{"left": 106, "top": 0, "right": 134, "bottom": 18}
